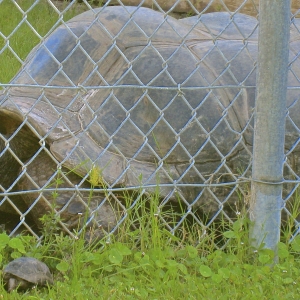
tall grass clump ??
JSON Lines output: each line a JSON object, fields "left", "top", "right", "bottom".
{"left": 1, "top": 187, "right": 300, "bottom": 298}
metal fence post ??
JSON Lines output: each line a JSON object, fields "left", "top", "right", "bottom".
{"left": 249, "top": 0, "right": 291, "bottom": 252}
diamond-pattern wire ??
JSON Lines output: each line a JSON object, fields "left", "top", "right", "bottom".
{"left": 0, "top": 0, "right": 298, "bottom": 246}
{"left": 0, "top": 1, "right": 255, "bottom": 243}
{"left": 283, "top": 12, "right": 300, "bottom": 242}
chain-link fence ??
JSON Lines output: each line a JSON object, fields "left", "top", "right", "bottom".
{"left": 0, "top": 0, "right": 299, "bottom": 248}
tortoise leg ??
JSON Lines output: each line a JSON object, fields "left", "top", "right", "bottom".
{"left": 7, "top": 277, "right": 17, "bottom": 292}
{"left": 7, "top": 277, "right": 31, "bottom": 292}
{"left": 17, "top": 151, "right": 119, "bottom": 241}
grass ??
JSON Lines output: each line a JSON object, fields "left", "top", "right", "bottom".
{"left": 1, "top": 191, "right": 300, "bottom": 299}
{"left": 1, "top": 0, "right": 300, "bottom": 298}
{"left": 0, "top": 0, "right": 88, "bottom": 84}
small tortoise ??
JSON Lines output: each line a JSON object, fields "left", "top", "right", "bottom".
{"left": 3, "top": 257, "right": 53, "bottom": 292}
{"left": 0, "top": 7, "right": 300, "bottom": 235}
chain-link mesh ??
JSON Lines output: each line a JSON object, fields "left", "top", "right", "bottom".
{"left": 0, "top": 0, "right": 299, "bottom": 246}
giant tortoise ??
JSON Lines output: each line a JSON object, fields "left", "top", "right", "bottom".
{"left": 0, "top": 6, "right": 300, "bottom": 236}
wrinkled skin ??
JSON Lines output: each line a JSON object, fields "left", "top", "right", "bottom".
{"left": 0, "top": 117, "right": 38, "bottom": 188}
{"left": 0, "top": 116, "right": 118, "bottom": 239}
{"left": 0, "top": 118, "right": 39, "bottom": 213}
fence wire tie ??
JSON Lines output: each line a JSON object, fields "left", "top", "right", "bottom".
{"left": 177, "top": 83, "right": 184, "bottom": 96}
{"left": 77, "top": 84, "right": 87, "bottom": 93}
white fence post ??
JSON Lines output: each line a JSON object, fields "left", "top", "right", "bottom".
{"left": 250, "top": 0, "right": 291, "bottom": 253}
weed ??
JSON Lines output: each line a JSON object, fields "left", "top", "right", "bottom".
{"left": 1, "top": 192, "right": 300, "bottom": 298}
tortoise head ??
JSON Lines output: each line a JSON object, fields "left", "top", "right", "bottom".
{"left": 0, "top": 108, "right": 40, "bottom": 189}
